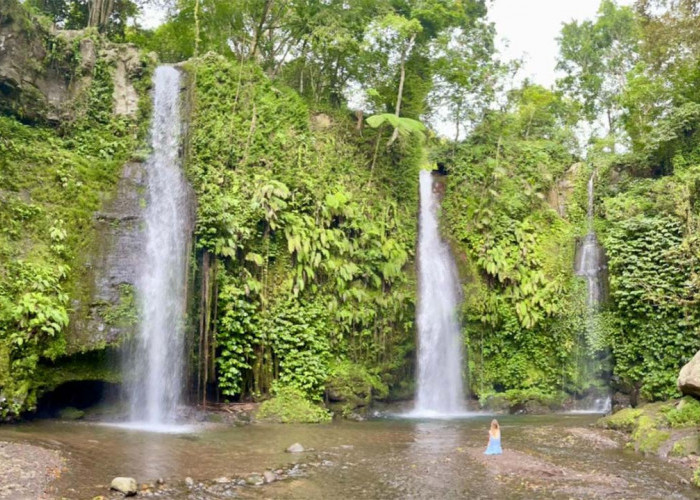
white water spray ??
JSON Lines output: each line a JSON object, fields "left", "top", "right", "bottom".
{"left": 413, "top": 170, "right": 465, "bottom": 416}
{"left": 125, "top": 66, "right": 191, "bottom": 430}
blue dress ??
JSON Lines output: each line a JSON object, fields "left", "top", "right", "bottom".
{"left": 484, "top": 434, "right": 502, "bottom": 455}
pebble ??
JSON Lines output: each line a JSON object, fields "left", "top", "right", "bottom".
{"left": 245, "top": 474, "right": 264, "bottom": 486}
{"left": 110, "top": 477, "right": 137, "bottom": 496}
{"left": 286, "top": 442, "right": 305, "bottom": 453}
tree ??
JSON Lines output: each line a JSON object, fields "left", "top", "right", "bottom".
{"left": 556, "top": 0, "right": 641, "bottom": 149}
{"left": 28, "top": 0, "right": 139, "bottom": 36}
{"left": 429, "top": 21, "right": 499, "bottom": 143}
{"left": 363, "top": 13, "right": 422, "bottom": 146}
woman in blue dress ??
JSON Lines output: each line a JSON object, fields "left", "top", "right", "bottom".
{"left": 484, "top": 419, "right": 502, "bottom": 455}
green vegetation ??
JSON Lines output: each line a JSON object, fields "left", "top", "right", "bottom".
{"left": 598, "top": 407, "right": 642, "bottom": 431}
{"left": 661, "top": 396, "right": 700, "bottom": 429}
{"left": 0, "top": 7, "right": 149, "bottom": 418}
{"left": 5, "top": 0, "right": 700, "bottom": 422}
{"left": 325, "top": 360, "right": 389, "bottom": 416}
{"left": 256, "top": 386, "right": 331, "bottom": 424}
{"left": 670, "top": 436, "right": 700, "bottom": 458}
{"left": 599, "top": 398, "right": 700, "bottom": 458}
{"left": 441, "top": 83, "right": 594, "bottom": 400}
{"left": 439, "top": 0, "right": 700, "bottom": 403}
{"left": 187, "top": 54, "right": 419, "bottom": 407}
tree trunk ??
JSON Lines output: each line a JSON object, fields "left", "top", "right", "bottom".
{"left": 249, "top": 0, "right": 273, "bottom": 61}
{"left": 88, "top": 0, "right": 114, "bottom": 31}
{"left": 194, "top": 0, "right": 201, "bottom": 57}
{"left": 607, "top": 108, "right": 616, "bottom": 154}
{"left": 387, "top": 33, "right": 416, "bottom": 148}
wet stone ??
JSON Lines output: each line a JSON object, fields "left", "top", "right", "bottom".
{"left": 245, "top": 474, "right": 264, "bottom": 486}
{"left": 286, "top": 443, "right": 305, "bottom": 453}
{"left": 110, "top": 477, "right": 137, "bottom": 496}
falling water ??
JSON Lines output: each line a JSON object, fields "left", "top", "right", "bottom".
{"left": 573, "top": 173, "right": 610, "bottom": 413}
{"left": 124, "top": 66, "right": 191, "bottom": 430}
{"left": 412, "top": 170, "right": 465, "bottom": 416}
{"left": 574, "top": 175, "right": 605, "bottom": 307}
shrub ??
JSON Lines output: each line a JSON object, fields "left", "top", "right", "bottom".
{"left": 256, "top": 385, "right": 331, "bottom": 424}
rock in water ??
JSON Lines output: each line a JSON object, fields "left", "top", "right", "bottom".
{"left": 245, "top": 474, "right": 264, "bottom": 485}
{"left": 110, "top": 477, "right": 137, "bottom": 496}
{"left": 678, "top": 351, "right": 700, "bottom": 397}
{"left": 286, "top": 443, "right": 304, "bottom": 453}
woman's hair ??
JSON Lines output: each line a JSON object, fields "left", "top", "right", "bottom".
{"left": 490, "top": 419, "right": 499, "bottom": 431}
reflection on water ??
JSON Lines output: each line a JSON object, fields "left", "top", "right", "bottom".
{"left": 0, "top": 415, "right": 694, "bottom": 499}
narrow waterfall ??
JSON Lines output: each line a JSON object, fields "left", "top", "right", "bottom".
{"left": 413, "top": 170, "right": 465, "bottom": 416}
{"left": 574, "top": 175, "right": 605, "bottom": 306}
{"left": 573, "top": 173, "right": 610, "bottom": 412}
{"left": 125, "top": 66, "right": 190, "bottom": 429}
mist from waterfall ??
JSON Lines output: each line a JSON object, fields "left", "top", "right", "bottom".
{"left": 412, "top": 170, "right": 466, "bottom": 417}
{"left": 124, "top": 66, "right": 191, "bottom": 431}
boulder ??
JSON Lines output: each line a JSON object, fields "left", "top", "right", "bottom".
{"left": 678, "top": 351, "right": 700, "bottom": 397}
{"left": 285, "top": 442, "right": 304, "bottom": 453}
{"left": 110, "top": 477, "right": 137, "bottom": 496}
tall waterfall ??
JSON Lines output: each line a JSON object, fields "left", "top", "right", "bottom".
{"left": 413, "top": 170, "right": 465, "bottom": 416}
{"left": 126, "top": 66, "right": 190, "bottom": 429}
{"left": 573, "top": 173, "right": 610, "bottom": 412}
{"left": 574, "top": 174, "right": 605, "bottom": 307}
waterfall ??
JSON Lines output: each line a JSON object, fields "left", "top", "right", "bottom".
{"left": 125, "top": 66, "right": 191, "bottom": 430}
{"left": 574, "top": 175, "right": 605, "bottom": 307}
{"left": 412, "top": 170, "right": 465, "bottom": 416}
{"left": 572, "top": 173, "right": 610, "bottom": 413}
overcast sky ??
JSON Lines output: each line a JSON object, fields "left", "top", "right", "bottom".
{"left": 488, "top": 0, "right": 634, "bottom": 87}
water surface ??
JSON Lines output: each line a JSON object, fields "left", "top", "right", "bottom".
{"left": 0, "top": 414, "right": 693, "bottom": 499}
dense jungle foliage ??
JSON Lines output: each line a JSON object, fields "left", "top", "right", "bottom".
{"left": 2, "top": 0, "right": 700, "bottom": 419}
{"left": 186, "top": 54, "right": 420, "bottom": 404}
{"left": 441, "top": 0, "right": 700, "bottom": 404}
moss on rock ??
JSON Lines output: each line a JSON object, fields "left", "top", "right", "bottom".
{"left": 598, "top": 407, "right": 642, "bottom": 431}
{"left": 670, "top": 435, "right": 700, "bottom": 458}
{"left": 661, "top": 396, "right": 700, "bottom": 428}
{"left": 325, "top": 361, "right": 388, "bottom": 417}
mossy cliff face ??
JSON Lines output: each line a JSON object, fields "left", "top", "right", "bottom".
{"left": 0, "top": 0, "right": 154, "bottom": 419}
{"left": 0, "top": 0, "right": 145, "bottom": 124}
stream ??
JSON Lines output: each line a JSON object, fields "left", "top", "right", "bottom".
{"left": 0, "top": 414, "right": 695, "bottom": 499}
